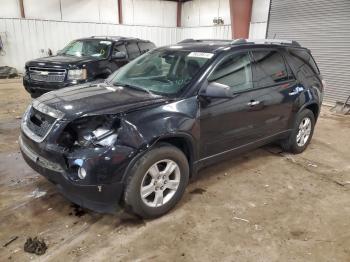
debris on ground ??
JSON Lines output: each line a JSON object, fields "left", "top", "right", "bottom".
{"left": 0, "top": 66, "right": 18, "bottom": 79}
{"left": 27, "top": 188, "right": 47, "bottom": 199}
{"left": 24, "top": 237, "right": 47, "bottom": 255}
{"left": 233, "top": 217, "right": 250, "bottom": 223}
{"left": 3, "top": 236, "right": 18, "bottom": 247}
{"left": 69, "top": 204, "right": 87, "bottom": 217}
{"left": 282, "top": 153, "right": 297, "bottom": 163}
{"left": 334, "top": 180, "right": 350, "bottom": 187}
{"left": 308, "top": 163, "right": 318, "bottom": 168}
{"left": 190, "top": 188, "right": 206, "bottom": 195}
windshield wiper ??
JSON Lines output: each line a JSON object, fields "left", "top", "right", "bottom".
{"left": 113, "top": 82, "right": 152, "bottom": 95}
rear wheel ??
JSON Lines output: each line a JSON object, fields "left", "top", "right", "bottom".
{"left": 124, "top": 143, "right": 189, "bottom": 218}
{"left": 281, "top": 109, "right": 315, "bottom": 154}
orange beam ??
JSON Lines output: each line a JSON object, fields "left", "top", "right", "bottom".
{"left": 229, "top": 0, "right": 253, "bottom": 39}
{"left": 19, "top": 0, "right": 25, "bottom": 18}
{"left": 177, "top": 1, "right": 182, "bottom": 27}
{"left": 118, "top": 0, "right": 123, "bottom": 24}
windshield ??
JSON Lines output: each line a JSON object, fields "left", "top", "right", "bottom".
{"left": 60, "top": 39, "right": 112, "bottom": 58}
{"left": 109, "top": 49, "right": 214, "bottom": 95}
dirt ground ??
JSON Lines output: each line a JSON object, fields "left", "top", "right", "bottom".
{"left": 0, "top": 79, "right": 349, "bottom": 262}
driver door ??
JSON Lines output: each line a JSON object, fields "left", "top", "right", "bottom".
{"left": 199, "top": 51, "right": 264, "bottom": 160}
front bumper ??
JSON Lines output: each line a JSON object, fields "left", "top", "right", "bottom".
{"left": 19, "top": 136, "right": 125, "bottom": 213}
{"left": 23, "top": 75, "right": 88, "bottom": 97}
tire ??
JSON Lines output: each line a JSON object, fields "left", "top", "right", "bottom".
{"left": 281, "top": 109, "right": 315, "bottom": 154}
{"left": 124, "top": 143, "right": 189, "bottom": 218}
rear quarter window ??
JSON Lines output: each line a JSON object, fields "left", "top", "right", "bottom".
{"left": 138, "top": 42, "right": 155, "bottom": 54}
{"left": 126, "top": 42, "right": 141, "bottom": 60}
{"left": 251, "top": 50, "right": 291, "bottom": 88}
{"left": 288, "top": 49, "right": 320, "bottom": 77}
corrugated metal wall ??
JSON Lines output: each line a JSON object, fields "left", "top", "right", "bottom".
{"left": 0, "top": 18, "right": 230, "bottom": 72}
{"left": 267, "top": 0, "right": 350, "bottom": 104}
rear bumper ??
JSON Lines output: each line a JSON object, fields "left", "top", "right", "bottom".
{"left": 19, "top": 136, "right": 124, "bottom": 213}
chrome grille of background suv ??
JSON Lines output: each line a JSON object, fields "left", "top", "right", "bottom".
{"left": 29, "top": 67, "right": 66, "bottom": 82}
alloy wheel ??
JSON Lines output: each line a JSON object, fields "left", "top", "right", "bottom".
{"left": 140, "top": 159, "right": 181, "bottom": 208}
{"left": 296, "top": 117, "right": 312, "bottom": 147}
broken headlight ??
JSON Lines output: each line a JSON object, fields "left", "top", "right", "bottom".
{"left": 58, "top": 115, "right": 120, "bottom": 150}
{"left": 83, "top": 127, "right": 118, "bottom": 147}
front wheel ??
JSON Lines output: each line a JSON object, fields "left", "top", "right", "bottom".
{"left": 281, "top": 109, "right": 315, "bottom": 154}
{"left": 124, "top": 143, "right": 189, "bottom": 218}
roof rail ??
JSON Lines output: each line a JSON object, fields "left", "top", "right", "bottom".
{"left": 231, "top": 38, "right": 301, "bottom": 47}
{"left": 178, "top": 39, "right": 232, "bottom": 44}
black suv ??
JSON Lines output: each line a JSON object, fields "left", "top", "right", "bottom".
{"left": 23, "top": 36, "right": 155, "bottom": 97}
{"left": 20, "top": 39, "right": 324, "bottom": 218}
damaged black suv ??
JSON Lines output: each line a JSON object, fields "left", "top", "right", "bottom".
{"left": 20, "top": 39, "right": 324, "bottom": 218}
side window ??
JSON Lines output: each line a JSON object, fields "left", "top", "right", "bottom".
{"left": 208, "top": 52, "right": 253, "bottom": 92}
{"left": 252, "top": 50, "right": 289, "bottom": 88}
{"left": 137, "top": 42, "right": 155, "bottom": 54}
{"left": 113, "top": 43, "right": 127, "bottom": 56}
{"left": 126, "top": 42, "right": 140, "bottom": 60}
{"left": 288, "top": 49, "right": 320, "bottom": 78}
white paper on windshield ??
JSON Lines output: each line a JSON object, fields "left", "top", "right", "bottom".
{"left": 100, "top": 41, "right": 112, "bottom": 45}
{"left": 188, "top": 52, "right": 214, "bottom": 59}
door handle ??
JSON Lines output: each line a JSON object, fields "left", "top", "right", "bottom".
{"left": 247, "top": 100, "right": 260, "bottom": 106}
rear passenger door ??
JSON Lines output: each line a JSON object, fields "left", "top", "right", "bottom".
{"left": 126, "top": 41, "right": 141, "bottom": 60}
{"left": 249, "top": 49, "right": 299, "bottom": 135}
{"left": 110, "top": 43, "right": 128, "bottom": 71}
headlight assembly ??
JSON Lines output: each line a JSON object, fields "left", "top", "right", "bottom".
{"left": 83, "top": 127, "right": 118, "bottom": 147}
{"left": 58, "top": 115, "right": 120, "bottom": 150}
{"left": 67, "top": 69, "right": 87, "bottom": 80}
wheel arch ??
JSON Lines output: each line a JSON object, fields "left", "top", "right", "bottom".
{"left": 299, "top": 102, "right": 320, "bottom": 121}
{"left": 121, "top": 133, "right": 198, "bottom": 185}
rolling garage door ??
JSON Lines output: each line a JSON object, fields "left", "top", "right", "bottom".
{"left": 266, "top": 0, "right": 350, "bottom": 105}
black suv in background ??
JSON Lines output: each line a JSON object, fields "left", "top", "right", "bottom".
{"left": 23, "top": 36, "right": 155, "bottom": 97}
{"left": 20, "top": 39, "right": 324, "bottom": 218}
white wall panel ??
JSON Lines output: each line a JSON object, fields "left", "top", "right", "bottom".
{"left": 122, "top": 0, "right": 177, "bottom": 27}
{"left": 24, "top": 0, "right": 62, "bottom": 20}
{"left": 249, "top": 0, "right": 270, "bottom": 39}
{"left": 61, "top": 0, "right": 100, "bottom": 23}
{"left": 251, "top": 0, "right": 270, "bottom": 23}
{"left": 181, "top": 1, "right": 200, "bottom": 27}
{"left": 181, "top": 25, "right": 232, "bottom": 40}
{"left": 0, "top": 0, "right": 20, "bottom": 18}
{"left": 182, "top": 0, "right": 231, "bottom": 27}
{"left": 0, "top": 18, "right": 181, "bottom": 72}
{"left": 249, "top": 22, "right": 267, "bottom": 39}
{"left": 99, "top": 0, "right": 119, "bottom": 24}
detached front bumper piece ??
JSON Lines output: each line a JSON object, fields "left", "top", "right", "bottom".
{"left": 19, "top": 136, "right": 124, "bottom": 213}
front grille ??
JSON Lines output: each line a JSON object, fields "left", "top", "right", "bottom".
{"left": 29, "top": 67, "right": 66, "bottom": 82}
{"left": 25, "top": 107, "right": 57, "bottom": 139}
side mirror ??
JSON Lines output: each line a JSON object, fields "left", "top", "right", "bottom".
{"left": 201, "top": 81, "right": 233, "bottom": 98}
{"left": 112, "top": 51, "right": 127, "bottom": 60}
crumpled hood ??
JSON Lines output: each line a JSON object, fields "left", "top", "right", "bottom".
{"left": 35, "top": 83, "right": 167, "bottom": 120}
{"left": 26, "top": 55, "right": 98, "bottom": 69}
